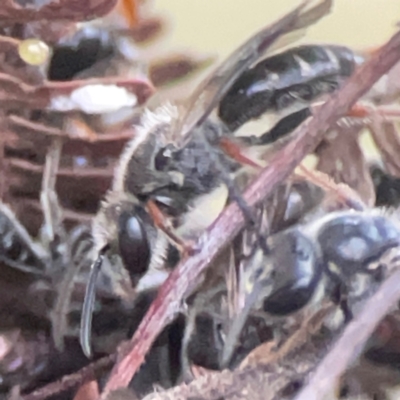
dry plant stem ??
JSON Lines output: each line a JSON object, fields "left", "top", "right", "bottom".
{"left": 103, "top": 29, "right": 400, "bottom": 397}
{"left": 0, "top": 74, "right": 154, "bottom": 109}
{"left": 294, "top": 266, "right": 400, "bottom": 400}
{"left": 0, "top": 0, "right": 118, "bottom": 23}
{"left": 8, "top": 115, "right": 136, "bottom": 142}
{"left": 22, "top": 355, "right": 115, "bottom": 400}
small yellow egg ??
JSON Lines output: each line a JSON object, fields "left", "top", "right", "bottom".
{"left": 18, "top": 38, "right": 50, "bottom": 66}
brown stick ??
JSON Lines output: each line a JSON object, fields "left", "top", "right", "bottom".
{"left": 0, "top": 0, "right": 118, "bottom": 23}
{"left": 22, "top": 355, "right": 115, "bottom": 400}
{"left": 103, "top": 28, "right": 400, "bottom": 397}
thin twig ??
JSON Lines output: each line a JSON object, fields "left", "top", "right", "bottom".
{"left": 22, "top": 355, "right": 115, "bottom": 400}
{"left": 103, "top": 27, "right": 400, "bottom": 397}
{"left": 294, "top": 266, "right": 400, "bottom": 400}
{"left": 0, "top": 0, "right": 118, "bottom": 23}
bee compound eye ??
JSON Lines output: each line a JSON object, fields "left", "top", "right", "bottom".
{"left": 118, "top": 212, "right": 151, "bottom": 285}
{"left": 262, "top": 230, "right": 320, "bottom": 315}
{"left": 154, "top": 144, "right": 175, "bottom": 171}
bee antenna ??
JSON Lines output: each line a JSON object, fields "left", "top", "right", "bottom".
{"left": 80, "top": 244, "right": 109, "bottom": 358}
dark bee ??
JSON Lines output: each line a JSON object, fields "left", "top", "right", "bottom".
{"left": 220, "top": 209, "right": 400, "bottom": 367}
{"left": 81, "top": 0, "right": 360, "bottom": 356}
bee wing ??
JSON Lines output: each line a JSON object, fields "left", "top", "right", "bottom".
{"left": 175, "top": 0, "right": 333, "bottom": 146}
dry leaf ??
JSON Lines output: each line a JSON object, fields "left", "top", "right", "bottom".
{"left": 315, "top": 126, "right": 375, "bottom": 207}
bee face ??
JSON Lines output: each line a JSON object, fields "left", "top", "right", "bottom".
{"left": 112, "top": 104, "right": 182, "bottom": 199}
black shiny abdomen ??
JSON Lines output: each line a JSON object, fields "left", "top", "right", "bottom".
{"left": 262, "top": 229, "right": 322, "bottom": 315}
{"left": 218, "top": 45, "right": 358, "bottom": 130}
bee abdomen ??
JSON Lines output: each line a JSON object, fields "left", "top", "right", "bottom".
{"left": 218, "top": 45, "right": 359, "bottom": 130}
{"left": 262, "top": 45, "right": 357, "bottom": 91}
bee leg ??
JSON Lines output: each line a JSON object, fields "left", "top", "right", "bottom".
{"left": 237, "top": 108, "right": 312, "bottom": 148}
{"left": 204, "top": 129, "right": 260, "bottom": 232}
{"left": 347, "top": 103, "right": 400, "bottom": 120}
{"left": 327, "top": 271, "right": 353, "bottom": 323}
{"left": 218, "top": 137, "right": 263, "bottom": 169}
{"left": 238, "top": 102, "right": 400, "bottom": 149}
{"left": 146, "top": 199, "right": 198, "bottom": 256}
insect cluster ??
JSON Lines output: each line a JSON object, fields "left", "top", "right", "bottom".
{"left": 1, "top": 0, "right": 400, "bottom": 399}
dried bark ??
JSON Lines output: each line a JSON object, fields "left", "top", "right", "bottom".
{"left": 0, "top": 0, "right": 118, "bottom": 24}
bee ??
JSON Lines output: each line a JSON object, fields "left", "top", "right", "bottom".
{"left": 80, "top": 0, "right": 364, "bottom": 356}
{"left": 178, "top": 178, "right": 325, "bottom": 376}
{"left": 220, "top": 208, "right": 400, "bottom": 368}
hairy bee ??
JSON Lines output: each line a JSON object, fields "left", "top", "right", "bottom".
{"left": 81, "top": 0, "right": 363, "bottom": 357}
